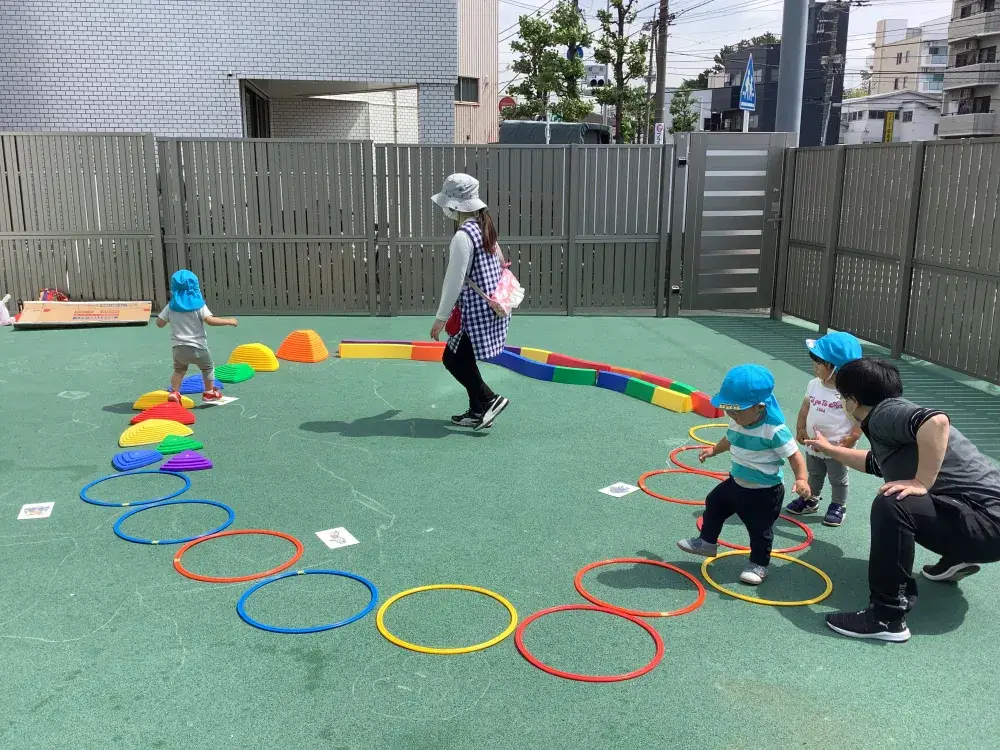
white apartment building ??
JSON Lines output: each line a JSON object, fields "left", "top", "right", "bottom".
{"left": 867, "top": 18, "right": 950, "bottom": 96}
{"left": 840, "top": 91, "right": 942, "bottom": 143}
{"left": 940, "top": 0, "right": 1000, "bottom": 137}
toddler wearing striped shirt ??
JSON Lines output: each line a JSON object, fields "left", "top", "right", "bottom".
{"left": 677, "top": 364, "right": 811, "bottom": 585}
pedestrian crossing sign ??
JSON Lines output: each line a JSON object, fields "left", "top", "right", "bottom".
{"left": 739, "top": 55, "right": 756, "bottom": 112}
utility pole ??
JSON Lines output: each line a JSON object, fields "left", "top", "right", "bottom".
{"left": 775, "top": 0, "right": 808, "bottom": 137}
{"left": 653, "top": 0, "right": 670, "bottom": 144}
{"left": 819, "top": 1, "right": 845, "bottom": 146}
{"left": 568, "top": 0, "right": 581, "bottom": 100}
{"left": 644, "top": 12, "right": 657, "bottom": 142}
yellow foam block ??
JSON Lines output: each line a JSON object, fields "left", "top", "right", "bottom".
{"left": 119, "top": 419, "right": 194, "bottom": 448}
{"left": 519, "top": 347, "right": 552, "bottom": 364}
{"left": 652, "top": 386, "right": 693, "bottom": 414}
{"left": 338, "top": 343, "right": 414, "bottom": 360}
{"left": 228, "top": 343, "right": 280, "bottom": 372}
{"left": 133, "top": 391, "right": 195, "bottom": 410}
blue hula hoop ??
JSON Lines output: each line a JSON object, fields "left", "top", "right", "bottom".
{"left": 236, "top": 569, "right": 379, "bottom": 634}
{"left": 80, "top": 469, "right": 191, "bottom": 508}
{"left": 113, "top": 499, "right": 235, "bottom": 545}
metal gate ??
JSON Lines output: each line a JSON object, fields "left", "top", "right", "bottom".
{"left": 680, "top": 132, "right": 788, "bottom": 310}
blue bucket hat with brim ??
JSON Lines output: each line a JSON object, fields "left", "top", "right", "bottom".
{"left": 711, "top": 363, "right": 785, "bottom": 424}
{"left": 806, "top": 332, "right": 862, "bottom": 370}
{"left": 169, "top": 270, "right": 205, "bottom": 312}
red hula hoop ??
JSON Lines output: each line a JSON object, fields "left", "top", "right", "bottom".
{"left": 695, "top": 513, "right": 814, "bottom": 554}
{"left": 574, "top": 558, "right": 706, "bottom": 618}
{"left": 638, "top": 468, "right": 722, "bottom": 506}
{"left": 515, "top": 604, "right": 664, "bottom": 682}
{"left": 669, "top": 445, "right": 729, "bottom": 480}
{"left": 173, "top": 529, "right": 305, "bottom": 583}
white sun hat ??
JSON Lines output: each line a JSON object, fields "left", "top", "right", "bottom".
{"left": 431, "top": 173, "right": 488, "bottom": 213}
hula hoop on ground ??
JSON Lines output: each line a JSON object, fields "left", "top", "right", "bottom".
{"left": 669, "top": 445, "right": 729, "bottom": 480}
{"left": 515, "top": 604, "right": 664, "bottom": 682}
{"left": 701, "top": 550, "right": 833, "bottom": 607}
{"left": 113, "top": 499, "right": 235, "bottom": 545}
{"left": 574, "top": 558, "right": 706, "bottom": 618}
{"left": 375, "top": 584, "right": 517, "bottom": 655}
{"left": 237, "top": 569, "right": 378, "bottom": 634}
{"left": 638, "top": 468, "right": 722, "bottom": 506}
{"left": 80, "top": 469, "right": 191, "bottom": 508}
{"left": 173, "top": 529, "right": 305, "bottom": 584}
{"left": 696, "top": 514, "right": 814, "bottom": 555}
{"left": 689, "top": 423, "right": 729, "bottom": 447}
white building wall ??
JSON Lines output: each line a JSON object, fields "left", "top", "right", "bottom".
{"left": 271, "top": 99, "right": 370, "bottom": 139}
{"left": 841, "top": 93, "right": 941, "bottom": 143}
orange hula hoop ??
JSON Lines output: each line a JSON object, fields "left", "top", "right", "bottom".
{"left": 669, "top": 445, "right": 729, "bottom": 480}
{"left": 637, "top": 468, "right": 723, "bottom": 506}
{"left": 173, "top": 529, "right": 305, "bottom": 584}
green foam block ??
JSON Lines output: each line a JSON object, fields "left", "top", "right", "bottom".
{"left": 216, "top": 363, "right": 255, "bottom": 384}
{"left": 552, "top": 366, "right": 597, "bottom": 386}
{"left": 158, "top": 435, "right": 205, "bottom": 455}
{"left": 669, "top": 381, "right": 697, "bottom": 395}
{"left": 624, "top": 377, "right": 657, "bottom": 403}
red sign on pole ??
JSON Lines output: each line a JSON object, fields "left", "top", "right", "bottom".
{"left": 499, "top": 96, "right": 516, "bottom": 111}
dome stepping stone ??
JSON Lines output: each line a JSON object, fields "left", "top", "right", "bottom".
{"left": 130, "top": 401, "right": 196, "bottom": 426}
{"left": 161, "top": 450, "right": 212, "bottom": 472}
{"left": 228, "top": 343, "right": 279, "bottom": 372}
{"left": 157, "top": 435, "right": 204, "bottom": 455}
{"left": 277, "top": 330, "right": 329, "bottom": 363}
{"left": 119, "top": 419, "right": 194, "bottom": 448}
{"left": 112, "top": 450, "right": 163, "bottom": 472}
{"left": 215, "top": 363, "right": 255, "bottom": 384}
{"left": 172, "top": 375, "right": 224, "bottom": 395}
{"left": 133, "top": 390, "right": 195, "bottom": 410}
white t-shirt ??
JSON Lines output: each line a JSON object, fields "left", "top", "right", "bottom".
{"left": 435, "top": 231, "right": 474, "bottom": 321}
{"left": 804, "top": 378, "right": 853, "bottom": 456}
{"left": 158, "top": 305, "right": 212, "bottom": 349}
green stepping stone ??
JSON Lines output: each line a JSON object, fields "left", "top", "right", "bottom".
{"left": 552, "top": 365, "right": 596, "bottom": 386}
{"left": 668, "top": 381, "right": 697, "bottom": 395}
{"left": 157, "top": 435, "right": 205, "bottom": 455}
{"left": 624, "top": 377, "right": 657, "bottom": 403}
{"left": 216, "top": 363, "right": 255, "bottom": 384}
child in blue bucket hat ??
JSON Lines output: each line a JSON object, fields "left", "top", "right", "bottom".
{"left": 156, "top": 270, "right": 238, "bottom": 403}
{"left": 785, "top": 332, "right": 864, "bottom": 526}
{"left": 677, "top": 364, "right": 811, "bottom": 585}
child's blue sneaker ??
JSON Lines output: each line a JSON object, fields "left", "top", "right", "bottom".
{"left": 823, "top": 502, "right": 846, "bottom": 527}
{"left": 677, "top": 537, "right": 718, "bottom": 558}
{"left": 786, "top": 496, "right": 820, "bottom": 515}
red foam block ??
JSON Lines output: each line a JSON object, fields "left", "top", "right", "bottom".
{"left": 547, "top": 353, "right": 611, "bottom": 371}
{"left": 691, "top": 391, "right": 723, "bottom": 419}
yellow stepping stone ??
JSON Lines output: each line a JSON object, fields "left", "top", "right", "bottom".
{"left": 119, "top": 419, "right": 194, "bottom": 448}
{"left": 133, "top": 390, "right": 195, "bottom": 410}
{"left": 228, "top": 343, "right": 279, "bottom": 372}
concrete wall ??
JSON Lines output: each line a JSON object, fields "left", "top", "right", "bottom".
{"left": 0, "top": 0, "right": 456, "bottom": 141}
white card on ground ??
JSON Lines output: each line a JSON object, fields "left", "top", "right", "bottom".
{"left": 316, "top": 527, "right": 360, "bottom": 549}
{"left": 203, "top": 396, "right": 238, "bottom": 406}
{"left": 600, "top": 483, "right": 640, "bottom": 498}
{"left": 18, "top": 502, "right": 54, "bottom": 520}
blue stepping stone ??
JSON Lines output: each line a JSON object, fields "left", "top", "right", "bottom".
{"left": 168, "top": 376, "right": 224, "bottom": 395}
{"left": 113, "top": 450, "right": 164, "bottom": 472}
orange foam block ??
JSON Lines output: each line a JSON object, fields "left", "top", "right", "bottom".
{"left": 277, "top": 330, "right": 329, "bottom": 363}
{"left": 412, "top": 343, "right": 445, "bottom": 362}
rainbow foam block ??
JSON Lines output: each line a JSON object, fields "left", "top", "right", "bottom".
{"left": 652, "top": 386, "right": 693, "bottom": 413}
{"left": 691, "top": 391, "right": 723, "bottom": 419}
{"left": 551, "top": 365, "right": 597, "bottom": 386}
{"left": 488, "top": 350, "right": 554, "bottom": 381}
{"left": 596, "top": 370, "right": 630, "bottom": 394}
{"left": 338, "top": 343, "right": 414, "bottom": 359}
{"left": 624, "top": 378, "right": 657, "bottom": 403}
{"left": 668, "top": 380, "right": 697, "bottom": 396}
{"left": 547, "top": 352, "right": 611, "bottom": 371}
{"left": 519, "top": 347, "right": 552, "bottom": 364}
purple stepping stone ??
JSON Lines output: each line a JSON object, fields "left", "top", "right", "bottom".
{"left": 160, "top": 450, "right": 213, "bottom": 472}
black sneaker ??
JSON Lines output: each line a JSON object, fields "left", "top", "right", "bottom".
{"left": 786, "top": 496, "right": 820, "bottom": 515}
{"left": 474, "top": 395, "right": 509, "bottom": 431}
{"left": 451, "top": 410, "right": 488, "bottom": 428}
{"left": 826, "top": 607, "right": 911, "bottom": 643}
{"left": 922, "top": 557, "right": 981, "bottom": 583}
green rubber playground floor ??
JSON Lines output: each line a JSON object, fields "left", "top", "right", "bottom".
{"left": 1, "top": 314, "right": 998, "bottom": 750}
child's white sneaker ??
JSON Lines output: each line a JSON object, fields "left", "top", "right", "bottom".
{"left": 677, "top": 537, "right": 718, "bottom": 557}
{"left": 740, "top": 563, "right": 768, "bottom": 585}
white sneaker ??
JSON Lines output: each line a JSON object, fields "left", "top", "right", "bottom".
{"left": 740, "top": 563, "right": 768, "bottom": 586}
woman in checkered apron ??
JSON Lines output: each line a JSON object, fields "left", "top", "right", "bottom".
{"left": 429, "top": 174, "right": 510, "bottom": 430}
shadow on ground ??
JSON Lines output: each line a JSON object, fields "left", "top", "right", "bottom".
{"left": 300, "top": 410, "right": 487, "bottom": 439}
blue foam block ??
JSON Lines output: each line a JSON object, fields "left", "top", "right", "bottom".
{"left": 503, "top": 345, "right": 523, "bottom": 355}
{"left": 112, "top": 450, "right": 164, "bottom": 472}
{"left": 596, "top": 370, "right": 630, "bottom": 394}
{"left": 488, "top": 350, "right": 554, "bottom": 381}
{"left": 170, "top": 375, "right": 225, "bottom": 395}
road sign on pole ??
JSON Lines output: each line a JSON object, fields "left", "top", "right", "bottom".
{"left": 739, "top": 54, "right": 756, "bottom": 133}
{"left": 654, "top": 122, "right": 665, "bottom": 144}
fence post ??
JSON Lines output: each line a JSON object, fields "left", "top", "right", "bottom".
{"left": 667, "top": 134, "right": 687, "bottom": 317}
{"left": 566, "top": 143, "right": 581, "bottom": 316}
{"left": 770, "top": 147, "right": 797, "bottom": 321}
{"left": 363, "top": 141, "right": 378, "bottom": 317}
{"left": 143, "top": 134, "right": 167, "bottom": 309}
{"left": 891, "top": 140, "right": 926, "bottom": 358}
{"left": 387, "top": 144, "right": 398, "bottom": 316}
{"left": 817, "top": 145, "right": 847, "bottom": 334}
{"left": 655, "top": 143, "right": 672, "bottom": 318}
{"left": 170, "top": 140, "right": 186, "bottom": 273}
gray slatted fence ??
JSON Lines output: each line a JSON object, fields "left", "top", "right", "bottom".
{"left": 0, "top": 133, "right": 165, "bottom": 307}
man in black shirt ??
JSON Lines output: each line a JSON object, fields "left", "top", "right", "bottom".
{"left": 806, "top": 358, "right": 1000, "bottom": 642}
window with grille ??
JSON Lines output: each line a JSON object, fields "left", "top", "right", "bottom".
{"left": 455, "top": 77, "right": 479, "bottom": 103}
{"left": 901, "top": 110, "right": 914, "bottom": 122}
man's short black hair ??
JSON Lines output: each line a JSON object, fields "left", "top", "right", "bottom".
{"left": 835, "top": 357, "right": 903, "bottom": 407}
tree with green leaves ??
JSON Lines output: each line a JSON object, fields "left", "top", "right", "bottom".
{"left": 618, "top": 85, "right": 654, "bottom": 143}
{"left": 668, "top": 86, "right": 698, "bottom": 133}
{"left": 594, "top": 0, "right": 650, "bottom": 143}
{"left": 549, "top": 1, "right": 594, "bottom": 123}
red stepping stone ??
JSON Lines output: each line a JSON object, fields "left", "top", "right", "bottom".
{"left": 130, "top": 401, "right": 196, "bottom": 426}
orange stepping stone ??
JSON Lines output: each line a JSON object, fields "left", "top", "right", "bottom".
{"left": 130, "top": 401, "right": 196, "bottom": 426}
{"left": 276, "top": 330, "right": 330, "bottom": 363}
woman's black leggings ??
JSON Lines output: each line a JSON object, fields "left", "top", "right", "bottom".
{"left": 441, "top": 332, "right": 495, "bottom": 413}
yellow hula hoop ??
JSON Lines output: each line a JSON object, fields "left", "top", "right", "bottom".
{"left": 375, "top": 584, "right": 518, "bottom": 655}
{"left": 689, "top": 423, "right": 729, "bottom": 447}
{"left": 700, "top": 551, "right": 833, "bottom": 607}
